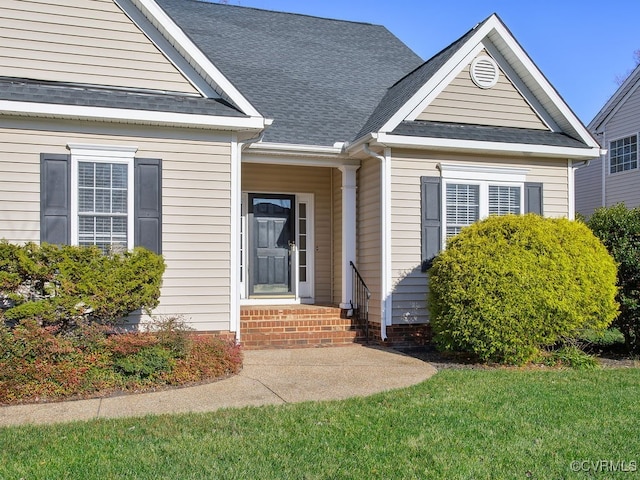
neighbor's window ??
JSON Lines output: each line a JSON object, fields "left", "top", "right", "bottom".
{"left": 610, "top": 135, "right": 638, "bottom": 174}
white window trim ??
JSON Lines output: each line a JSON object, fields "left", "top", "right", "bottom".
{"left": 438, "top": 163, "right": 528, "bottom": 249}
{"left": 608, "top": 133, "right": 639, "bottom": 176}
{"left": 68, "top": 144, "right": 137, "bottom": 250}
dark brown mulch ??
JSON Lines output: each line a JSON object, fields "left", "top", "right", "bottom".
{"left": 398, "top": 345, "right": 640, "bottom": 370}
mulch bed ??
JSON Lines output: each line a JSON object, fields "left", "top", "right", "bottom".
{"left": 398, "top": 345, "right": 640, "bottom": 370}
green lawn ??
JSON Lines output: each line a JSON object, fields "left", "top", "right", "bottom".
{"left": 1, "top": 368, "right": 639, "bottom": 479}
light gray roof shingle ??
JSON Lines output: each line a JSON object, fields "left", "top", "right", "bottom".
{"left": 155, "top": 0, "right": 423, "bottom": 146}
{"left": 0, "top": 77, "right": 246, "bottom": 117}
{"left": 392, "top": 121, "right": 588, "bottom": 148}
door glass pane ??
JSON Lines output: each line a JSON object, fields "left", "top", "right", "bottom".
{"left": 250, "top": 195, "right": 294, "bottom": 295}
{"left": 298, "top": 202, "right": 307, "bottom": 282}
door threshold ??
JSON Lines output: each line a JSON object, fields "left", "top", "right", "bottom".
{"left": 240, "top": 298, "right": 314, "bottom": 306}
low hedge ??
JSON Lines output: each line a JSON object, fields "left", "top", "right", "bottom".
{"left": 428, "top": 214, "right": 619, "bottom": 365}
{"left": 0, "top": 318, "right": 242, "bottom": 404}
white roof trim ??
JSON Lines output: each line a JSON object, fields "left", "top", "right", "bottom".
{"left": 133, "top": 0, "right": 263, "bottom": 118}
{"left": 589, "top": 64, "right": 640, "bottom": 132}
{"left": 247, "top": 141, "right": 346, "bottom": 156}
{"left": 404, "top": 43, "right": 485, "bottom": 121}
{"left": 243, "top": 152, "right": 359, "bottom": 168}
{"left": 485, "top": 18, "right": 598, "bottom": 149}
{"left": 0, "top": 100, "right": 265, "bottom": 131}
{"left": 378, "top": 14, "right": 599, "bottom": 150}
{"left": 374, "top": 132, "right": 602, "bottom": 160}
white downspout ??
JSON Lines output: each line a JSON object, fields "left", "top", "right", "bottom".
{"left": 362, "top": 143, "right": 392, "bottom": 341}
{"left": 232, "top": 132, "right": 264, "bottom": 344}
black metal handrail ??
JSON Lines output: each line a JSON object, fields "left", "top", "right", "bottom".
{"left": 349, "top": 261, "right": 371, "bottom": 343}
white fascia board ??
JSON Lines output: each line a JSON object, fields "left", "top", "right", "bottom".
{"left": 247, "top": 142, "right": 346, "bottom": 156}
{"left": 589, "top": 65, "right": 640, "bottom": 131}
{"left": 379, "top": 16, "right": 502, "bottom": 134}
{"left": 0, "top": 100, "right": 266, "bottom": 131}
{"left": 486, "top": 21, "right": 600, "bottom": 149}
{"left": 134, "top": 0, "right": 262, "bottom": 119}
{"left": 243, "top": 152, "right": 359, "bottom": 168}
{"left": 375, "top": 132, "right": 602, "bottom": 160}
{"left": 379, "top": 14, "right": 599, "bottom": 150}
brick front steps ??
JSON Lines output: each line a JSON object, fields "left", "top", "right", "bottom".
{"left": 240, "top": 305, "right": 367, "bottom": 349}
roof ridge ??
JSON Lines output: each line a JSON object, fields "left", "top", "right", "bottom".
{"left": 191, "top": 0, "right": 382, "bottom": 28}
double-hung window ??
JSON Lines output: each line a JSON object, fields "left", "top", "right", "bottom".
{"left": 69, "top": 145, "right": 136, "bottom": 253}
{"left": 609, "top": 135, "right": 638, "bottom": 174}
{"left": 421, "top": 164, "right": 540, "bottom": 271}
{"left": 440, "top": 164, "right": 527, "bottom": 244}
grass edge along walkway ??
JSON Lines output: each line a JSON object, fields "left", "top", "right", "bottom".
{"left": 1, "top": 368, "right": 639, "bottom": 479}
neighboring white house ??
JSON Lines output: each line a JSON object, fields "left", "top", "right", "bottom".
{"left": 576, "top": 64, "right": 640, "bottom": 217}
{"left": 0, "top": 0, "right": 601, "bottom": 347}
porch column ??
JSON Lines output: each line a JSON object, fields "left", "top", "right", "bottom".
{"left": 339, "top": 165, "right": 359, "bottom": 309}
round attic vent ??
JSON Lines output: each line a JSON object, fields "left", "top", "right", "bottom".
{"left": 470, "top": 55, "right": 499, "bottom": 89}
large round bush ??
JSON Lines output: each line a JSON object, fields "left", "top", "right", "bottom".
{"left": 428, "top": 214, "right": 618, "bottom": 364}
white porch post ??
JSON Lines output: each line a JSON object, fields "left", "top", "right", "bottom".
{"left": 339, "top": 165, "right": 359, "bottom": 309}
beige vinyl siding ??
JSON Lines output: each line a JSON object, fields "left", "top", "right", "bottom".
{"left": 0, "top": 119, "right": 233, "bottom": 331}
{"left": 417, "top": 55, "right": 548, "bottom": 130}
{"left": 598, "top": 86, "right": 640, "bottom": 209}
{"left": 0, "top": 0, "right": 198, "bottom": 93}
{"left": 332, "top": 168, "right": 342, "bottom": 305}
{"left": 390, "top": 150, "right": 569, "bottom": 325}
{"left": 356, "top": 158, "right": 382, "bottom": 325}
{"left": 242, "top": 163, "right": 333, "bottom": 304}
{"left": 575, "top": 157, "right": 603, "bottom": 217}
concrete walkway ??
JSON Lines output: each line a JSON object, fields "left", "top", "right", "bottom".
{"left": 0, "top": 345, "right": 437, "bottom": 427}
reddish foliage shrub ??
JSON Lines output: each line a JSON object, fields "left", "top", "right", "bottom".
{"left": 0, "top": 318, "right": 243, "bottom": 404}
{"left": 167, "top": 336, "right": 243, "bottom": 384}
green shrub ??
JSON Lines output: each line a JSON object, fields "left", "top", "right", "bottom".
{"left": 587, "top": 204, "right": 640, "bottom": 353}
{"left": 0, "top": 241, "right": 165, "bottom": 328}
{"left": 113, "top": 344, "right": 176, "bottom": 380}
{"left": 428, "top": 214, "right": 619, "bottom": 365}
{"left": 537, "top": 345, "right": 600, "bottom": 370}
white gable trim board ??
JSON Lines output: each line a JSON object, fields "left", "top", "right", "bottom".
{"left": 363, "top": 132, "right": 601, "bottom": 160}
{"left": 129, "top": 0, "right": 264, "bottom": 119}
{"left": 379, "top": 15, "right": 598, "bottom": 150}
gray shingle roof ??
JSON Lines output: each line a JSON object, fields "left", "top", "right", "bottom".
{"left": 155, "top": 0, "right": 423, "bottom": 146}
{"left": 0, "top": 77, "right": 245, "bottom": 117}
{"left": 392, "top": 121, "right": 588, "bottom": 148}
{"left": 354, "top": 19, "right": 485, "bottom": 141}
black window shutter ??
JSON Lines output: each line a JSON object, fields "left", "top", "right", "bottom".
{"left": 421, "top": 176, "right": 442, "bottom": 272}
{"left": 134, "top": 158, "right": 162, "bottom": 254}
{"left": 40, "top": 153, "right": 71, "bottom": 245}
{"left": 524, "top": 182, "right": 543, "bottom": 215}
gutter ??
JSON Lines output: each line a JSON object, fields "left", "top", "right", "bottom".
{"left": 231, "top": 132, "right": 266, "bottom": 345}
{"left": 362, "top": 143, "right": 392, "bottom": 342}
